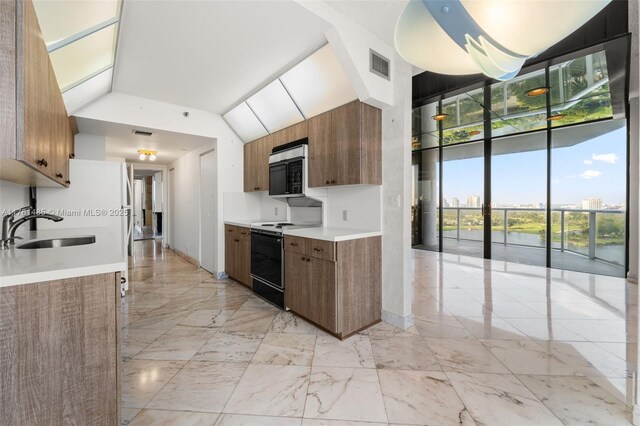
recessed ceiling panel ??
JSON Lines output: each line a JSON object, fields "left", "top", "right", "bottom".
{"left": 33, "top": 0, "right": 120, "bottom": 47}
{"left": 62, "top": 68, "right": 112, "bottom": 114}
{"left": 49, "top": 23, "right": 118, "bottom": 91}
{"left": 245, "top": 80, "right": 304, "bottom": 132}
{"left": 280, "top": 45, "right": 358, "bottom": 118}
{"left": 223, "top": 102, "right": 268, "bottom": 142}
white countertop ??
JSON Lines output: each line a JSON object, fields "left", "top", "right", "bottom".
{"left": 224, "top": 219, "right": 259, "bottom": 228}
{"left": 283, "top": 227, "right": 382, "bottom": 242}
{"left": 0, "top": 227, "right": 126, "bottom": 288}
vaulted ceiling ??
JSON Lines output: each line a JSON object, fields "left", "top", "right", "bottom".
{"left": 112, "top": 1, "right": 332, "bottom": 114}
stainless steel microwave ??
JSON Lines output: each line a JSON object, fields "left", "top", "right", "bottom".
{"left": 268, "top": 139, "right": 307, "bottom": 198}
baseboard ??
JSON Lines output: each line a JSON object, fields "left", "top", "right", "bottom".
{"left": 632, "top": 404, "right": 640, "bottom": 425}
{"left": 216, "top": 271, "right": 228, "bottom": 280}
{"left": 168, "top": 247, "right": 199, "bottom": 267}
{"left": 381, "top": 310, "right": 415, "bottom": 330}
{"left": 627, "top": 274, "right": 638, "bottom": 284}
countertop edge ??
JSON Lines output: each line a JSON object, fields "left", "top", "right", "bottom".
{"left": 223, "top": 220, "right": 255, "bottom": 228}
{"left": 282, "top": 229, "right": 382, "bottom": 242}
{"left": 0, "top": 262, "right": 127, "bottom": 288}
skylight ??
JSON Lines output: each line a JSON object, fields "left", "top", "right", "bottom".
{"left": 223, "top": 43, "right": 358, "bottom": 143}
{"left": 33, "top": 0, "right": 122, "bottom": 113}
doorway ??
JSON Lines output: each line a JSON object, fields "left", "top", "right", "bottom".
{"left": 133, "top": 169, "right": 164, "bottom": 241}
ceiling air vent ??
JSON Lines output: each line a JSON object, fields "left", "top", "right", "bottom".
{"left": 132, "top": 129, "right": 153, "bottom": 137}
{"left": 369, "top": 49, "right": 390, "bottom": 80}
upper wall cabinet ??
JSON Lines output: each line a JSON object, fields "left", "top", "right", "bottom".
{"left": 244, "top": 134, "right": 272, "bottom": 192}
{"left": 0, "top": 0, "right": 73, "bottom": 187}
{"left": 272, "top": 121, "right": 308, "bottom": 148}
{"left": 308, "top": 100, "right": 381, "bottom": 187}
{"left": 243, "top": 100, "right": 381, "bottom": 192}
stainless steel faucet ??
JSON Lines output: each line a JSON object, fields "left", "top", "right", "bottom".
{"left": 1, "top": 206, "right": 63, "bottom": 249}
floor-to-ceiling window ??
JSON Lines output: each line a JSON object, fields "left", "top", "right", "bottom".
{"left": 411, "top": 49, "right": 628, "bottom": 278}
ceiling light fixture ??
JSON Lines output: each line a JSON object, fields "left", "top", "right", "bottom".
{"left": 432, "top": 113, "right": 449, "bottom": 121}
{"left": 137, "top": 149, "right": 158, "bottom": 161}
{"left": 525, "top": 87, "right": 550, "bottom": 97}
{"left": 394, "top": 0, "right": 611, "bottom": 81}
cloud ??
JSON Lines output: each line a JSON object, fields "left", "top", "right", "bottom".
{"left": 580, "top": 169, "right": 602, "bottom": 179}
{"left": 583, "top": 160, "right": 593, "bottom": 165}
{"left": 592, "top": 153, "right": 619, "bottom": 164}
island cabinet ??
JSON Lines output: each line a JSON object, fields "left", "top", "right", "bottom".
{"left": 243, "top": 134, "right": 272, "bottom": 192}
{"left": 0, "top": 0, "right": 74, "bottom": 187}
{"left": 308, "top": 100, "right": 382, "bottom": 188}
{"left": 224, "top": 224, "right": 251, "bottom": 287}
{"left": 0, "top": 272, "right": 121, "bottom": 425}
{"left": 284, "top": 235, "right": 381, "bottom": 338}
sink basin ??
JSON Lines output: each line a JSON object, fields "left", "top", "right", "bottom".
{"left": 17, "top": 235, "right": 96, "bottom": 249}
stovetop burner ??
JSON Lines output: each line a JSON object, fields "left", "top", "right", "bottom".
{"left": 250, "top": 221, "right": 320, "bottom": 234}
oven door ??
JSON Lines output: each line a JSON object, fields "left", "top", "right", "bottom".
{"left": 250, "top": 231, "right": 283, "bottom": 290}
{"left": 269, "top": 162, "right": 288, "bottom": 196}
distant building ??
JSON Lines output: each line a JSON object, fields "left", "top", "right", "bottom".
{"left": 582, "top": 198, "right": 603, "bottom": 210}
{"left": 466, "top": 195, "right": 481, "bottom": 208}
{"left": 451, "top": 197, "right": 460, "bottom": 207}
{"left": 443, "top": 198, "right": 450, "bottom": 208}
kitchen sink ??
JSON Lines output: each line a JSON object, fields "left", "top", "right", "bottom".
{"left": 17, "top": 235, "right": 96, "bottom": 249}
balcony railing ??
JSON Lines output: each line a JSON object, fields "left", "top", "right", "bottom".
{"left": 440, "top": 207, "right": 625, "bottom": 265}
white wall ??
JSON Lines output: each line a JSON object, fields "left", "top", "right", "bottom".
{"left": 154, "top": 171, "right": 163, "bottom": 213}
{"left": 168, "top": 142, "right": 215, "bottom": 261}
{"left": 296, "top": 1, "right": 394, "bottom": 108}
{"left": 0, "top": 180, "right": 29, "bottom": 215}
{"left": 74, "top": 133, "right": 106, "bottom": 161}
{"left": 325, "top": 185, "right": 381, "bottom": 230}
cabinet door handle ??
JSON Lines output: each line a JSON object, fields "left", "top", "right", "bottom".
{"left": 65, "top": 180, "right": 71, "bottom": 185}
{"left": 37, "top": 158, "right": 48, "bottom": 167}
{"left": 289, "top": 243, "right": 298, "bottom": 246}
{"left": 331, "top": 180, "right": 336, "bottom": 184}
{"left": 56, "top": 173, "right": 63, "bottom": 178}
{"left": 306, "top": 258, "right": 311, "bottom": 262}
{"left": 69, "top": 153, "right": 75, "bottom": 159}
{"left": 234, "top": 239, "right": 239, "bottom": 242}
{"left": 301, "top": 256, "right": 306, "bottom": 261}
{"left": 313, "top": 248, "right": 323, "bottom": 252}
{"left": 325, "top": 180, "right": 330, "bottom": 185}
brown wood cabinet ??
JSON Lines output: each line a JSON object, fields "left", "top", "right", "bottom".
{"left": 308, "top": 100, "right": 382, "bottom": 188}
{"left": 0, "top": 272, "right": 121, "bottom": 425}
{"left": 224, "top": 224, "right": 251, "bottom": 287}
{"left": 284, "top": 235, "right": 381, "bottom": 338}
{"left": 243, "top": 135, "right": 272, "bottom": 192}
{"left": 244, "top": 121, "right": 309, "bottom": 192}
{"left": 0, "top": 0, "right": 73, "bottom": 187}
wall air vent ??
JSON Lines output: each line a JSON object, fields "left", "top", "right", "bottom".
{"left": 132, "top": 129, "right": 153, "bottom": 137}
{"left": 369, "top": 49, "right": 390, "bottom": 80}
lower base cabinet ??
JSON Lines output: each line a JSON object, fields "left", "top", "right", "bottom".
{"left": 0, "top": 272, "right": 121, "bottom": 425}
{"left": 224, "top": 225, "right": 251, "bottom": 286}
{"left": 284, "top": 235, "right": 381, "bottom": 338}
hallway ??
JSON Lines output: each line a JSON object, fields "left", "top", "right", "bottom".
{"left": 121, "top": 240, "right": 637, "bottom": 425}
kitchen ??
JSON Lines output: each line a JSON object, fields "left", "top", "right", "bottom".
{"left": 2, "top": 0, "right": 639, "bottom": 425}
{"left": 0, "top": 0, "right": 399, "bottom": 423}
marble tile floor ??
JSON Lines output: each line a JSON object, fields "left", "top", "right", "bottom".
{"left": 122, "top": 239, "right": 638, "bottom": 425}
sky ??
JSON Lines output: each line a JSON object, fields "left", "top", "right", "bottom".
{"left": 441, "top": 125, "right": 627, "bottom": 207}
